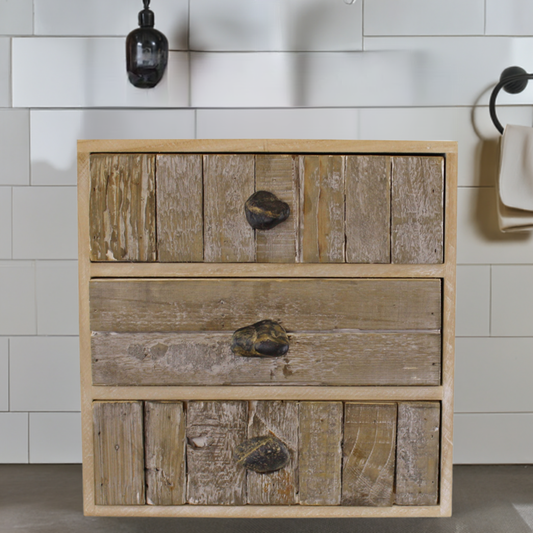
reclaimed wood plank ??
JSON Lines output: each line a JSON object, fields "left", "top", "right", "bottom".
{"left": 93, "top": 401, "right": 145, "bottom": 505}
{"left": 89, "top": 278, "right": 441, "bottom": 333}
{"left": 255, "top": 155, "right": 299, "bottom": 263}
{"left": 300, "top": 156, "right": 345, "bottom": 263}
{"left": 345, "top": 156, "right": 391, "bottom": 264}
{"left": 391, "top": 156, "right": 444, "bottom": 264}
{"left": 144, "top": 401, "right": 186, "bottom": 506}
{"left": 204, "top": 155, "right": 255, "bottom": 262}
{"left": 396, "top": 402, "right": 440, "bottom": 506}
{"left": 156, "top": 155, "right": 203, "bottom": 262}
{"left": 299, "top": 401, "right": 343, "bottom": 505}
{"left": 246, "top": 401, "right": 299, "bottom": 504}
{"left": 91, "top": 331, "right": 441, "bottom": 387}
{"left": 342, "top": 403, "right": 396, "bottom": 506}
{"left": 186, "top": 401, "right": 248, "bottom": 505}
{"left": 89, "top": 154, "right": 156, "bottom": 262}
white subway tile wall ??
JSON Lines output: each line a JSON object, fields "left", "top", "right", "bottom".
{"left": 1, "top": 0, "right": 532, "bottom": 464}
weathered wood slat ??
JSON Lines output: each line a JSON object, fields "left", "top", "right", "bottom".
{"left": 144, "top": 401, "right": 186, "bottom": 505}
{"left": 342, "top": 403, "right": 397, "bottom": 506}
{"left": 345, "top": 156, "right": 391, "bottom": 264}
{"left": 203, "top": 155, "right": 255, "bottom": 262}
{"left": 93, "top": 401, "right": 145, "bottom": 505}
{"left": 89, "top": 154, "right": 156, "bottom": 262}
{"left": 89, "top": 278, "right": 441, "bottom": 332}
{"left": 391, "top": 157, "right": 444, "bottom": 264}
{"left": 91, "top": 331, "right": 441, "bottom": 387}
{"left": 299, "top": 401, "right": 343, "bottom": 505}
{"left": 186, "top": 401, "right": 248, "bottom": 505}
{"left": 255, "top": 155, "right": 299, "bottom": 263}
{"left": 396, "top": 401, "right": 440, "bottom": 506}
{"left": 156, "top": 155, "right": 203, "bottom": 262}
{"left": 246, "top": 401, "right": 299, "bottom": 504}
{"left": 300, "top": 156, "right": 345, "bottom": 263}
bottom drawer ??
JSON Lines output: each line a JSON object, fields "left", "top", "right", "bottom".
{"left": 92, "top": 400, "right": 440, "bottom": 508}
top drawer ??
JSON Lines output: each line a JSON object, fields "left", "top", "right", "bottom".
{"left": 89, "top": 153, "right": 444, "bottom": 264}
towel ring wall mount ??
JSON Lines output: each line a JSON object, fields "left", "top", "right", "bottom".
{"left": 490, "top": 66, "right": 533, "bottom": 134}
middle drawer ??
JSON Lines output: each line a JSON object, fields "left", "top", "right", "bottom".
{"left": 90, "top": 279, "right": 442, "bottom": 387}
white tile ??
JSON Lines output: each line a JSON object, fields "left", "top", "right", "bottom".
{"left": 35, "top": 0, "right": 188, "bottom": 50}
{"left": 456, "top": 266, "right": 491, "bottom": 336}
{"left": 30, "top": 412, "right": 82, "bottom": 463}
{"left": 492, "top": 266, "right": 533, "bottom": 336}
{"left": 190, "top": 0, "right": 362, "bottom": 51}
{"left": 486, "top": 0, "right": 533, "bottom": 36}
{"left": 197, "top": 109, "right": 359, "bottom": 140}
{"left": 10, "top": 337, "right": 80, "bottom": 412}
{"left": 0, "top": 261, "right": 36, "bottom": 335}
{"left": 0, "top": 0, "right": 32, "bottom": 35}
{"left": 365, "top": 0, "right": 484, "bottom": 36}
{"left": 454, "top": 413, "right": 533, "bottom": 463}
{"left": 31, "top": 110, "right": 195, "bottom": 186}
{"left": 0, "top": 38, "right": 10, "bottom": 106}
{"left": 457, "top": 188, "right": 533, "bottom": 265}
{"left": 0, "top": 188, "right": 11, "bottom": 258}
{"left": 0, "top": 109, "right": 30, "bottom": 185}
{"left": 12, "top": 38, "right": 189, "bottom": 108}
{"left": 455, "top": 338, "right": 533, "bottom": 413}
{"left": 12, "top": 187, "right": 77, "bottom": 260}
{"left": 0, "top": 338, "right": 8, "bottom": 411}
{"left": 0, "top": 413, "right": 28, "bottom": 463}
{"left": 36, "top": 261, "right": 78, "bottom": 335}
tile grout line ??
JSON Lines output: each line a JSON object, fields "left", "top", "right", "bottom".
{"left": 7, "top": 338, "right": 10, "bottom": 412}
{"left": 489, "top": 264, "right": 492, "bottom": 336}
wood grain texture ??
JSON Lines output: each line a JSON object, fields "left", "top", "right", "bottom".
{"left": 299, "top": 401, "right": 343, "bottom": 505}
{"left": 391, "top": 157, "right": 444, "bottom": 264}
{"left": 345, "top": 156, "right": 391, "bottom": 264}
{"left": 89, "top": 154, "right": 156, "bottom": 262}
{"left": 93, "top": 401, "right": 145, "bottom": 505}
{"left": 396, "top": 402, "right": 440, "bottom": 506}
{"left": 246, "top": 401, "right": 299, "bottom": 504}
{"left": 89, "top": 278, "right": 441, "bottom": 333}
{"left": 144, "top": 401, "right": 186, "bottom": 506}
{"left": 342, "top": 403, "right": 396, "bottom": 506}
{"left": 300, "top": 156, "right": 345, "bottom": 263}
{"left": 186, "top": 401, "right": 248, "bottom": 505}
{"left": 156, "top": 155, "right": 203, "bottom": 262}
{"left": 91, "top": 331, "right": 441, "bottom": 387}
{"left": 255, "top": 155, "right": 299, "bottom": 263}
{"left": 204, "top": 155, "right": 255, "bottom": 262}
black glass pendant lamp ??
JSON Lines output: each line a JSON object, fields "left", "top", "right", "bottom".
{"left": 126, "top": 0, "right": 169, "bottom": 88}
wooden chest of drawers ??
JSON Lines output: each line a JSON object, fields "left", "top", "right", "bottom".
{"left": 78, "top": 139, "right": 457, "bottom": 518}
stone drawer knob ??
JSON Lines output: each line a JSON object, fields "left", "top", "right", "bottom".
{"left": 234, "top": 435, "right": 290, "bottom": 473}
{"left": 244, "top": 191, "right": 290, "bottom": 230}
{"left": 231, "top": 319, "right": 289, "bottom": 357}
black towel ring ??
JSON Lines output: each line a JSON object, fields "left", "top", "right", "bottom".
{"left": 490, "top": 66, "right": 533, "bottom": 134}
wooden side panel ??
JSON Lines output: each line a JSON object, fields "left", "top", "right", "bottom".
{"left": 391, "top": 157, "right": 444, "bottom": 264}
{"left": 144, "top": 401, "right": 186, "bottom": 506}
{"left": 300, "top": 156, "right": 345, "bottom": 263}
{"left": 204, "top": 155, "right": 255, "bottom": 262}
{"left": 396, "top": 402, "right": 440, "bottom": 506}
{"left": 186, "top": 401, "right": 247, "bottom": 505}
{"left": 156, "top": 155, "right": 203, "bottom": 262}
{"left": 89, "top": 154, "right": 156, "bottom": 262}
{"left": 345, "top": 156, "right": 391, "bottom": 264}
{"left": 91, "top": 331, "right": 441, "bottom": 387}
{"left": 255, "top": 155, "right": 299, "bottom": 263}
{"left": 89, "top": 279, "right": 441, "bottom": 332}
{"left": 246, "top": 401, "right": 299, "bottom": 504}
{"left": 93, "top": 401, "right": 145, "bottom": 505}
{"left": 342, "top": 403, "right": 396, "bottom": 506}
{"left": 299, "top": 401, "right": 343, "bottom": 505}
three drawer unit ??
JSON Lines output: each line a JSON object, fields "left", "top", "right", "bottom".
{"left": 78, "top": 139, "right": 457, "bottom": 518}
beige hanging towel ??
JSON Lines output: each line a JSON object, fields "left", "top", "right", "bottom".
{"left": 497, "top": 124, "right": 533, "bottom": 232}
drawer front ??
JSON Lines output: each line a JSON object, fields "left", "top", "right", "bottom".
{"left": 90, "top": 278, "right": 441, "bottom": 387}
{"left": 93, "top": 400, "right": 440, "bottom": 507}
{"left": 89, "top": 153, "right": 444, "bottom": 264}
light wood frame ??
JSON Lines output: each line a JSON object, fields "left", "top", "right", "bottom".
{"left": 78, "top": 139, "right": 457, "bottom": 518}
